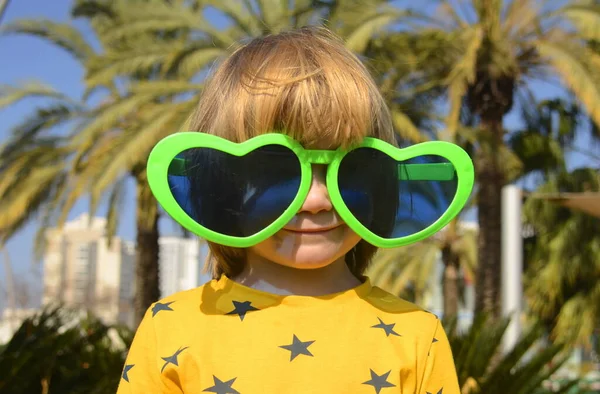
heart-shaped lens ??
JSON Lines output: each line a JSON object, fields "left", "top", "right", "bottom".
{"left": 337, "top": 148, "right": 458, "bottom": 239}
{"left": 167, "top": 145, "right": 302, "bottom": 237}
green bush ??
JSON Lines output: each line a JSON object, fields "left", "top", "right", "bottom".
{"left": 445, "top": 314, "right": 579, "bottom": 394}
{"left": 0, "top": 306, "right": 133, "bottom": 394}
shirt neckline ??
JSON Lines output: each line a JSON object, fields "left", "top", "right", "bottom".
{"left": 213, "top": 274, "right": 373, "bottom": 306}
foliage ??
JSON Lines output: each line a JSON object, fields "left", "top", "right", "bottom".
{"left": 509, "top": 98, "right": 591, "bottom": 183}
{"left": 376, "top": 0, "right": 600, "bottom": 317}
{"left": 0, "top": 306, "right": 133, "bottom": 394}
{"left": 368, "top": 221, "right": 477, "bottom": 314}
{"left": 445, "top": 314, "right": 578, "bottom": 394}
{"left": 523, "top": 168, "right": 600, "bottom": 346}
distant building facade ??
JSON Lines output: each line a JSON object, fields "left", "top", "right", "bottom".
{"left": 43, "top": 213, "right": 135, "bottom": 327}
{"left": 42, "top": 214, "right": 211, "bottom": 328}
{"left": 159, "top": 237, "right": 211, "bottom": 298}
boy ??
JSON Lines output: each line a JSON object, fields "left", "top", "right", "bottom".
{"left": 118, "top": 26, "right": 464, "bottom": 393}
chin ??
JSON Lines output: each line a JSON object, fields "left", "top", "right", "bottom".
{"left": 250, "top": 227, "right": 361, "bottom": 269}
{"left": 277, "top": 245, "right": 345, "bottom": 269}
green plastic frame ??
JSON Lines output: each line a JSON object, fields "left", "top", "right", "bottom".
{"left": 147, "top": 132, "right": 474, "bottom": 248}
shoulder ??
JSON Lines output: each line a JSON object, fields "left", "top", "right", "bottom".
{"left": 145, "top": 281, "right": 214, "bottom": 320}
{"left": 364, "top": 284, "right": 441, "bottom": 339}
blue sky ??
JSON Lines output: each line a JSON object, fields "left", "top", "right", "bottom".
{"left": 0, "top": 0, "right": 595, "bottom": 311}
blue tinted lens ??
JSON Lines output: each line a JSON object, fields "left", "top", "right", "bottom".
{"left": 167, "top": 145, "right": 301, "bottom": 237}
{"left": 338, "top": 148, "right": 457, "bottom": 239}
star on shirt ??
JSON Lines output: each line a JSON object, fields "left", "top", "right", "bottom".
{"left": 432, "top": 337, "right": 439, "bottom": 343}
{"left": 203, "top": 376, "right": 240, "bottom": 394}
{"left": 161, "top": 346, "right": 189, "bottom": 372}
{"left": 226, "top": 300, "right": 259, "bottom": 321}
{"left": 371, "top": 317, "right": 400, "bottom": 337}
{"left": 362, "top": 369, "right": 396, "bottom": 393}
{"left": 427, "top": 389, "right": 443, "bottom": 394}
{"left": 122, "top": 364, "right": 134, "bottom": 382}
{"left": 152, "top": 301, "right": 174, "bottom": 317}
{"left": 279, "top": 334, "right": 315, "bottom": 361}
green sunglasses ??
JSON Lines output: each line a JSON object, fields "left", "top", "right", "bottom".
{"left": 147, "top": 132, "right": 474, "bottom": 248}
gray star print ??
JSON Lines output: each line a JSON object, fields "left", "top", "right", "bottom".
{"left": 427, "top": 389, "right": 443, "bottom": 394}
{"left": 161, "top": 346, "right": 189, "bottom": 372}
{"left": 362, "top": 369, "right": 396, "bottom": 393}
{"left": 122, "top": 364, "right": 134, "bottom": 382}
{"left": 226, "top": 300, "right": 258, "bottom": 321}
{"left": 279, "top": 334, "right": 315, "bottom": 361}
{"left": 371, "top": 317, "right": 400, "bottom": 337}
{"left": 152, "top": 301, "right": 174, "bottom": 317}
{"left": 203, "top": 376, "right": 240, "bottom": 394}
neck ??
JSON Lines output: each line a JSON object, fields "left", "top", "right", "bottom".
{"left": 232, "top": 255, "right": 362, "bottom": 297}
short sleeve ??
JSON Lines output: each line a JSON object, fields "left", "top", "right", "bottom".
{"left": 420, "top": 319, "right": 461, "bottom": 394}
{"left": 116, "top": 308, "right": 180, "bottom": 394}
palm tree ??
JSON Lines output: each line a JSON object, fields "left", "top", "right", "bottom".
{"left": 523, "top": 167, "right": 600, "bottom": 346}
{"left": 381, "top": 0, "right": 600, "bottom": 317}
{"left": 0, "top": 2, "right": 170, "bottom": 325}
{"left": 507, "top": 98, "right": 600, "bottom": 346}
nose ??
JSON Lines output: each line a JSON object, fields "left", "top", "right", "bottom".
{"left": 299, "top": 164, "right": 333, "bottom": 214}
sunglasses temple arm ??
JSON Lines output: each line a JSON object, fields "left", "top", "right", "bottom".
{"left": 398, "top": 163, "right": 456, "bottom": 181}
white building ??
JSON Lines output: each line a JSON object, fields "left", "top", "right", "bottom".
{"left": 159, "top": 237, "right": 211, "bottom": 298}
{"left": 43, "top": 213, "right": 135, "bottom": 327}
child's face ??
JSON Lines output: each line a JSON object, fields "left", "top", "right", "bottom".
{"left": 248, "top": 163, "right": 361, "bottom": 269}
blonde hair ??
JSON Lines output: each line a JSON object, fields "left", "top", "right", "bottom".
{"left": 188, "top": 26, "right": 396, "bottom": 280}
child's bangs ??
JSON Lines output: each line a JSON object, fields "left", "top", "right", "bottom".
{"left": 201, "top": 28, "right": 393, "bottom": 149}
{"left": 240, "top": 50, "right": 382, "bottom": 149}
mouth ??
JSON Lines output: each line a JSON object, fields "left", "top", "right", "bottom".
{"left": 284, "top": 225, "right": 341, "bottom": 234}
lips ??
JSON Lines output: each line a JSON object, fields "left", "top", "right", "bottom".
{"left": 284, "top": 225, "right": 341, "bottom": 234}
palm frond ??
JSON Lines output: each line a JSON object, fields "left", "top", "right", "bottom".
{"left": 70, "top": 94, "right": 155, "bottom": 160}
{"left": 103, "top": 1, "right": 233, "bottom": 47}
{"left": 536, "top": 39, "right": 600, "bottom": 129}
{"left": 205, "top": 0, "right": 260, "bottom": 36}
{"left": 34, "top": 174, "right": 71, "bottom": 261}
{"left": 1, "top": 104, "right": 85, "bottom": 160}
{"left": 0, "top": 19, "right": 95, "bottom": 61}
{"left": 562, "top": 2, "right": 600, "bottom": 42}
{"left": 344, "top": 7, "right": 406, "bottom": 54}
{"left": 0, "top": 165, "right": 67, "bottom": 246}
{"left": 104, "top": 176, "right": 127, "bottom": 246}
{"left": 256, "top": 0, "right": 286, "bottom": 33}
{"left": 85, "top": 50, "right": 172, "bottom": 88}
{"left": 130, "top": 80, "right": 203, "bottom": 96}
{"left": 0, "top": 82, "right": 81, "bottom": 109}
{"left": 91, "top": 102, "right": 192, "bottom": 198}
{"left": 502, "top": 0, "right": 541, "bottom": 38}
{"left": 390, "top": 108, "right": 427, "bottom": 144}
{"left": 444, "top": 26, "right": 482, "bottom": 137}
{"left": 162, "top": 46, "right": 224, "bottom": 80}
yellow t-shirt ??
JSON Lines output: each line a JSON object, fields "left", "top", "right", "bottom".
{"left": 117, "top": 275, "right": 459, "bottom": 394}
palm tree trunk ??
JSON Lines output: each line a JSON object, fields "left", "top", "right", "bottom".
{"left": 442, "top": 245, "right": 460, "bottom": 318}
{"left": 133, "top": 171, "right": 160, "bottom": 326}
{"left": 474, "top": 117, "right": 504, "bottom": 318}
